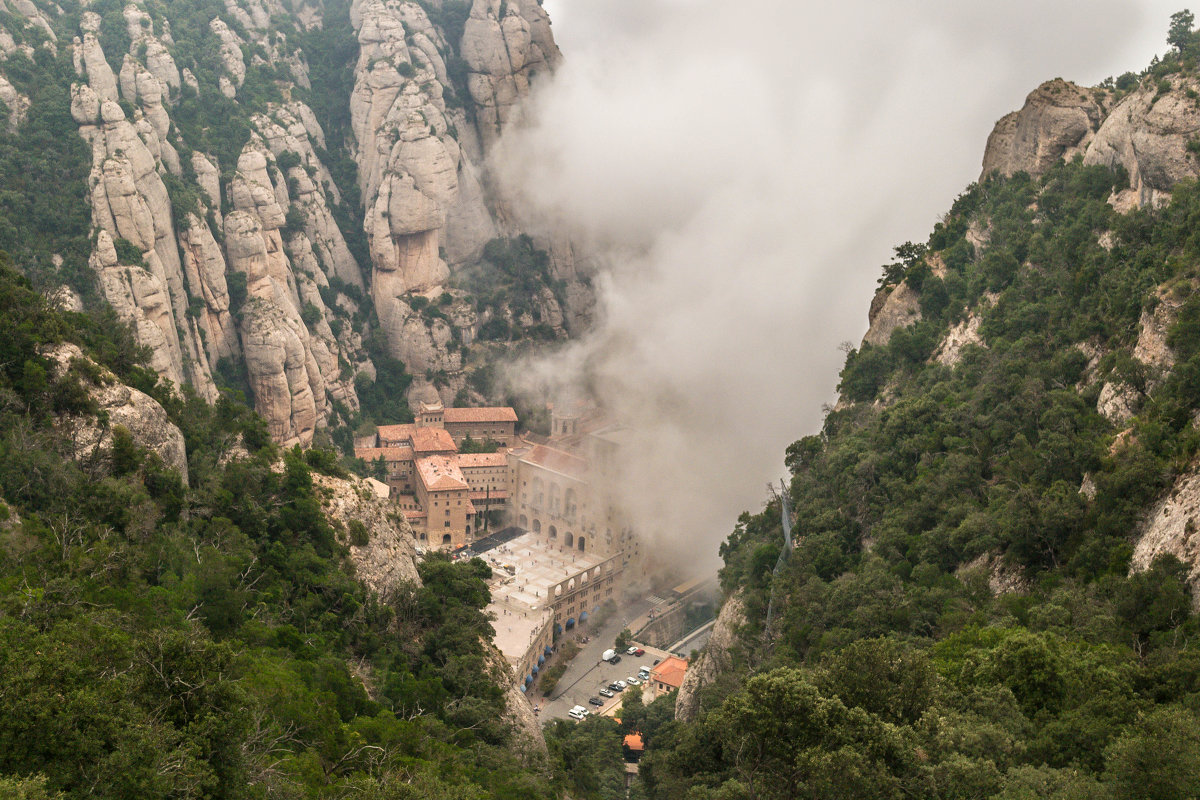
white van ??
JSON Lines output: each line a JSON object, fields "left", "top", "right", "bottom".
{"left": 601, "top": 649, "right": 616, "bottom": 662}
{"left": 568, "top": 705, "right": 589, "bottom": 720}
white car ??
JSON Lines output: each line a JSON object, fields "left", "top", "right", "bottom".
{"left": 615, "top": 680, "right": 627, "bottom": 690}
{"left": 626, "top": 676, "right": 641, "bottom": 686}
{"left": 626, "top": 645, "right": 639, "bottom": 655}
{"left": 568, "top": 705, "right": 589, "bottom": 720}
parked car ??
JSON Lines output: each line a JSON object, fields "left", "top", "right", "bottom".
{"left": 568, "top": 706, "right": 587, "bottom": 720}
{"left": 588, "top": 697, "right": 604, "bottom": 706}
{"left": 627, "top": 676, "right": 641, "bottom": 686}
{"left": 614, "top": 680, "right": 627, "bottom": 689}
{"left": 608, "top": 683, "right": 622, "bottom": 692}
{"left": 633, "top": 648, "right": 646, "bottom": 656}
{"left": 626, "top": 645, "right": 639, "bottom": 655}
{"left": 637, "top": 666, "right": 651, "bottom": 677}
{"left": 609, "top": 654, "right": 622, "bottom": 664}
{"left": 599, "top": 688, "right": 614, "bottom": 698}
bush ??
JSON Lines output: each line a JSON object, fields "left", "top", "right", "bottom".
{"left": 348, "top": 519, "right": 370, "bottom": 546}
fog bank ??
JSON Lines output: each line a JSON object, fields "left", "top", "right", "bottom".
{"left": 495, "top": 0, "right": 1180, "bottom": 571}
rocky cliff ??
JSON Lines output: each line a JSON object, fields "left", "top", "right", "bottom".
{"left": 43, "top": 342, "right": 190, "bottom": 484}
{"left": 0, "top": 0, "right": 583, "bottom": 446}
{"left": 982, "top": 73, "right": 1200, "bottom": 209}
{"left": 674, "top": 590, "right": 745, "bottom": 723}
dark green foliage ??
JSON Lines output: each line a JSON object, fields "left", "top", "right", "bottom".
{"left": 0, "top": 48, "right": 93, "bottom": 295}
{"left": 347, "top": 518, "right": 370, "bottom": 546}
{"left": 0, "top": 256, "right": 558, "bottom": 798}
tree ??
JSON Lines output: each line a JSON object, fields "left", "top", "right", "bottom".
{"left": 1103, "top": 706, "right": 1200, "bottom": 799}
{"left": 615, "top": 627, "right": 632, "bottom": 651}
{"left": 1168, "top": 9, "right": 1195, "bottom": 53}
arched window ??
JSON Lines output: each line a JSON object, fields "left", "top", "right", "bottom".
{"left": 578, "top": 536, "right": 586, "bottom": 552}
{"left": 564, "top": 532, "right": 574, "bottom": 548}
{"left": 442, "top": 534, "right": 451, "bottom": 545}
{"left": 533, "top": 519, "right": 542, "bottom": 533}
{"left": 519, "top": 514, "right": 529, "bottom": 529}
{"left": 549, "top": 525, "right": 557, "bottom": 540}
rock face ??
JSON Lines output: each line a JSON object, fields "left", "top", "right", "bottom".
{"left": 1132, "top": 464, "right": 1200, "bottom": 608}
{"left": 934, "top": 312, "right": 984, "bottom": 367}
{"left": 983, "top": 74, "right": 1200, "bottom": 208}
{"left": 675, "top": 591, "right": 745, "bottom": 723}
{"left": 312, "top": 472, "right": 421, "bottom": 597}
{"left": 2, "top": 0, "right": 580, "bottom": 445}
{"left": 485, "top": 646, "right": 547, "bottom": 754}
{"left": 43, "top": 343, "right": 189, "bottom": 484}
{"left": 1084, "top": 75, "right": 1200, "bottom": 208}
{"left": 862, "top": 281, "right": 922, "bottom": 348}
{"left": 981, "top": 79, "right": 1104, "bottom": 179}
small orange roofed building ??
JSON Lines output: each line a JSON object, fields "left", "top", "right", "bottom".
{"left": 649, "top": 656, "right": 689, "bottom": 698}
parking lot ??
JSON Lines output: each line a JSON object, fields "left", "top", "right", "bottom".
{"left": 541, "top": 641, "right": 675, "bottom": 721}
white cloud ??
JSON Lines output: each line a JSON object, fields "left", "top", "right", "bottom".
{"left": 496, "top": 0, "right": 1182, "bottom": 569}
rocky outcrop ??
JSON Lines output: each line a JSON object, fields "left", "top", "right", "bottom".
{"left": 934, "top": 312, "right": 984, "bottom": 367}
{"left": 1135, "top": 282, "right": 1191, "bottom": 382}
{"left": 73, "top": 26, "right": 218, "bottom": 401}
{"left": 1097, "top": 381, "right": 1141, "bottom": 425}
{"left": 312, "top": 472, "right": 421, "bottom": 596}
{"left": 460, "top": 0, "right": 562, "bottom": 148}
{"left": 983, "top": 74, "right": 1200, "bottom": 208}
{"left": 0, "top": 74, "right": 27, "bottom": 130}
{"left": 1084, "top": 75, "right": 1200, "bottom": 208}
{"left": 1132, "top": 463, "right": 1200, "bottom": 608}
{"left": 981, "top": 79, "right": 1104, "bottom": 179}
{"left": 484, "top": 645, "right": 547, "bottom": 754}
{"left": 675, "top": 591, "right": 745, "bottom": 722}
{"left": 863, "top": 281, "right": 922, "bottom": 348}
{"left": 43, "top": 343, "right": 189, "bottom": 484}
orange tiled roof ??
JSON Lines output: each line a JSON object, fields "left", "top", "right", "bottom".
{"left": 354, "top": 446, "right": 414, "bottom": 462}
{"left": 456, "top": 452, "right": 509, "bottom": 468}
{"left": 623, "top": 734, "right": 644, "bottom": 751}
{"left": 415, "top": 456, "right": 469, "bottom": 492}
{"left": 522, "top": 444, "right": 588, "bottom": 479}
{"left": 376, "top": 423, "right": 416, "bottom": 443}
{"left": 650, "top": 656, "right": 688, "bottom": 689}
{"left": 410, "top": 427, "right": 457, "bottom": 454}
{"left": 443, "top": 406, "right": 518, "bottom": 424}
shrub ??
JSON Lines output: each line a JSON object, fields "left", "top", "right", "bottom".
{"left": 348, "top": 519, "right": 370, "bottom": 546}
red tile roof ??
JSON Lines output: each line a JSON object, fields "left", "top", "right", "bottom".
{"left": 623, "top": 734, "right": 644, "bottom": 751}
{"left": 650, "top": 656, "right": 688, "bottom": 690}
{"left": 522, "top": 444, "right": 588, "bottom": 479}
{"left": 354, "top": 446, "right": 414, "bottom": 462}
{"left": 376, "top": 423, "right": 416, "bottom": 445}
{"left": 415, "top": 456, "right": 469, "bottom": 492}
{"left": 443, "top": 406, "right": 518, "bottom": 424}
{"left": 410, "top": 427, "right": 457, "bottom": 454}
{"left": 456, "top": 453, "right": 509, "bottom": 468}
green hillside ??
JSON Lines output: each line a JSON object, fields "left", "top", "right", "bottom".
{"left": 634, "top": 160, "right": 1200, "bottom": 798}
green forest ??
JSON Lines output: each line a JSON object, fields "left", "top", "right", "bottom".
{"left": 4, "top": 0, "right": 1200, "bottom": 795}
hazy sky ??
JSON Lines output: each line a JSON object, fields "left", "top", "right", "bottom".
{"left": 496, "top": 0, "right": 1185, "bottom": 572}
